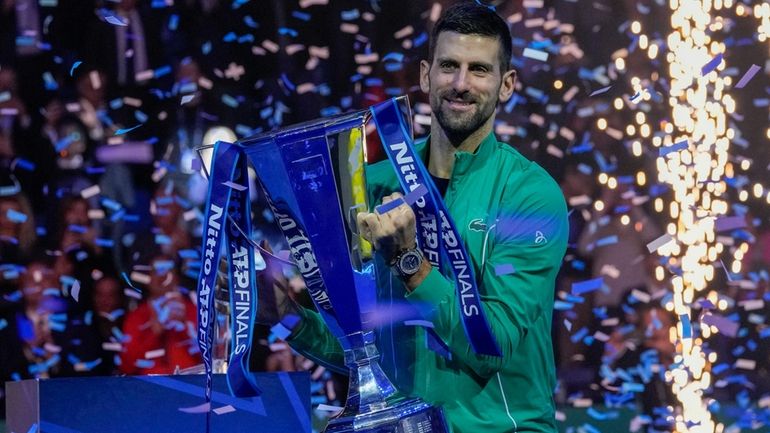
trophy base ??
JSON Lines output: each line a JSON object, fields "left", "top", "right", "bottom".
{"left": 324, "top": 397, "right": 449, "bottom": 433}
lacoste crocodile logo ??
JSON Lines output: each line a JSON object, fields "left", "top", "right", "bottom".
{"left": 469, "top": 218, "right": 487, "bottom": 233}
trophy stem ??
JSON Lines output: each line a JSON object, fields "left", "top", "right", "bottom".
{"left": 324, "top": 331, "right": 449, "bottom": 433}
{"left": 338, "top": 331, "right": 400, "bottom": 417}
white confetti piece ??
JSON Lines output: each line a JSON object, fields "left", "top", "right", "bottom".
{"left": 180, "top": 95, "right": 195, "bottom": 105}
{"left": 735, "top": 359, "right": 756, "bottom": 370}
{"left": 102, "top": 342, "right": 123, "bottom": 352}
{"left": 80, "top": 184, "right": 101, "bottom": 199}
{"left": 213, "top": 405, "right": 236, "bottom": 415}
{"left": 124, "top": 288, "right": 142, "bottom": 300}
{"left": 316, "top": 404, "right": 344, "bottom": 413}
{"left": 269, "top": 343, "right": 288, "bottom": 352}
{"left": 145, "top": 349, "right": 166, "bottom": 359}
{"left": 739, "top": 299, "right": 764, "bottom": 311}
{"left": 222, "top": 181, "right": 247, "bottom": 192}
{"left": 129, "top": 271, "right": 151, "bottom": 285}
{"left": 631, "top": 289, "right": 651, "bottom": 303}
{"left": 179, "top": 402, "right": 210, "bottom": 414}
{"left": 646, "top": 233, "right": 674, "bottom": 253}
{"left": 71, "top": 279, "right": 81, "bottom": 302}
{"left": 568, "top": 195, "right": 591, "bottom": 207}
{"left": 523, "top": 47, "right": 549, "bottom": 62}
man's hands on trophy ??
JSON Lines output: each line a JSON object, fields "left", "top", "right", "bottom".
{"left": 356, "top": 192, "right": 418, "bottom": 264}
{"left": 256, "top": 240, "right": 301, "bottom": 327}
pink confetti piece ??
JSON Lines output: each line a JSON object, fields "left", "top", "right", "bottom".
{"left": 734, "top": 64, "right": 760, "bottom": 89}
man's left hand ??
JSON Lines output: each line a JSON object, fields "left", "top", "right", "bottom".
{"left": 356, "top": 192, "right": 417, "bottom": 264}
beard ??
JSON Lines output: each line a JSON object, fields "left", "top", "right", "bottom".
{"left": 431, "top": 88, "right": 498, "bottom": 144}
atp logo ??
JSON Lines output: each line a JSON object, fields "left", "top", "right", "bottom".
{"left": 468, "top": 218, "right": 487, "bottom": 233}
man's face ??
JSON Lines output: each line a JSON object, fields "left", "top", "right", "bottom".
{"left": 420, "top": 31, "right": 515, "bottom": 141}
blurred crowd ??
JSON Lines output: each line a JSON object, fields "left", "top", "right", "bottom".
{"left": 1, "top": 0, "right": 770, "bottom": 430}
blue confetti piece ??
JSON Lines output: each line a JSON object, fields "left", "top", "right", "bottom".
{"left": 494, "top": 263, "right": 516, "bottom": 276}
{"left": 291, "top": 11, "right": 310, "bottom": 21}
{"left": 114, "top": 124, "right": 142, "bottom": 135}
{"left": 6, "top": 209, "right": 28, "bottom": 223}
{"left": 26, "top": 423, "right": 39, "bottom": 433}
{"left": 135, "top": 359, "right": 155, "bottom": 369}
{"left": 278, "top": 27, "right": 298, "bottom": 37}
{"left": 595, "top": 235, "right": 618, "bottom": 247}
{"left": 168, "top": 14, "right": 179, "bottom": 31}
{"left": 680, "top": 313, "right": 692, "bottom": 339}
{"left": 98, "top": 8, "right": 128, "bottom": 26}
{"left": 554, "top": 300, "right": 574, "bottom": 311}
{"left": 660, "top": 139, "right": 689, "bottom": 157}
{"left": 701, "top": 53, "right": 723, "bottom": 76}
{"left": 0, "top": 318, "right": 7, "bottom": 330}
{"left": 135, "top": 110, "right": 149, "bottom": 123}
{"left": 95, "top": 238, "right": 114, "bottom": 248}
{"left": 69, "top": 61, "right": 82, "bottom": 77}
{"left": 621, "top": 382, "right": 644, "bottom": 393}
{"left": 571, "top": 277, "right": 604, "bottom": 295}
{"left": 413, "top": 32, "right": 428, "bottom": 47}
{"left": 221, "top": 94, "right": 239, "bottom": 108}
{"left": 570, "top": 327, "right": 589, "bottom": 343}
{"left": 382, "top": 52, "right": 404, "bottom": 63}
{"left": 340, "top": 8, "right": 360, "bottom": 20}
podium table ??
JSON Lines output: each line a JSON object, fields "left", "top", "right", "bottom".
{"left": 5, "top": 373, "right": 310, "bottom": 433}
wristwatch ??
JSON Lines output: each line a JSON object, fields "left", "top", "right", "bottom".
{"left": 391, "top": 247, "right": 424, "bottom": 278}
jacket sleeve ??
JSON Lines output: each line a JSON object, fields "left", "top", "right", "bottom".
{"left": 286, "top": 307, "right": 347, "bottom": 374}
{"left": 405, "top": 180, "right": 568, "bottom": 378}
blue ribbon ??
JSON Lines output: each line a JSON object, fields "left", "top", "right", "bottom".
{"left": 196, "top": 141, "right": 260, "bottom": 428}
{"left": 370, "top": 98, "right": 501, "bottom": 357}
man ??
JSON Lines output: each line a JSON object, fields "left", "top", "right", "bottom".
{"left": 284, "top": 3, "right": 568, "bottom": 432}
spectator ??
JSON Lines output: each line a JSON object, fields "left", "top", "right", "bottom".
{"left": 119, "top": 254, "right": 200, "bottom": 374}
{"left": 0, "top": 191, "right": 36, "bottom": 262}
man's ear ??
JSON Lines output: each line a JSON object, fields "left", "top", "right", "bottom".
{"left": 498, "top": 69, "right": 516, "bottom": 103}
{"left": 419, "top": 60, "right": 431, "bottom": 94}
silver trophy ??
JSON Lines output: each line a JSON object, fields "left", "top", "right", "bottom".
{"left": 240, "top": 96, "right": 449, "bottom": 433}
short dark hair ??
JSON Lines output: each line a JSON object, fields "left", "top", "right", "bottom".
{"left": 428, "top": 2, "right": 513, "bottom": 72}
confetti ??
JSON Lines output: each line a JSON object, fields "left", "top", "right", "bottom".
{"left": 114, "top": 124, "right": 143, "bottom": 136}
{"left": 179, "top": 402, "right": 211, "bottom": 414}
{"left": 701, "top": 53, "right": 723, "bottom": 76}
{"left": 589, "top": 85, "right": 612, "bottom": 97}
{"left": 659, "top": 139, "right": 688, "bottom": 157}
{"left": 571, "top": 278, "right": 603, "bottom": 295}
{"left": 701, "top": 313, "right": 739, "bottom": 337}
{"left": 646, "top": 233, "right": 675, "bottom": 253}
{"left": 222, "top": 181, "right": 247, "bottom": 192}
{"left": 522, "top": 48, "right": 549, "bottom": 62}
{"left": 69, "top": 61, "right": 82, "bottom": 77}
{"left": 494, "top": 263, "right": 515, "bottom": 276}
{"left": 734, "top": 64, "right": 760, "bottom": 89}
{"left": 70, "top": 279, "right": 80, "bottom": 302}
{"left": 213, "top": 405, "right": 236, "bottom": 415}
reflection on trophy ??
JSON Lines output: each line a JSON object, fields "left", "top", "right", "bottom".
{"left": 241, "top": 96, "right": 449, "bottom": 432}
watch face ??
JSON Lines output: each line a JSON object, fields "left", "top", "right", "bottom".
{"left": 400, "top": 250, "right": 422, "bottom": 274}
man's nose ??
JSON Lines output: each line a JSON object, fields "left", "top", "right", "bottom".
{"left": 451, "top": 67, "right": 472, "bottom": 93}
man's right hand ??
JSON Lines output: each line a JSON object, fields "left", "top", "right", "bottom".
{"left": 256, "top": 240, "right": 301, "bottom": 328}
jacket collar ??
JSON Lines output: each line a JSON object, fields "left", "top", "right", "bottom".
{"left": 415, "top": 131, "right": 497, "bottom": 180}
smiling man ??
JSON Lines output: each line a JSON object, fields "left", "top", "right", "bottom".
{"left": 286, "top": 3, "right": 568, "bottom": 432}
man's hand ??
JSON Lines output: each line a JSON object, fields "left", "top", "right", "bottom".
{"left": 356, "top": 192, "right": 417, "bottom": 264}
{"left": 256, "top": 240, "right": 301, "bottom": 328}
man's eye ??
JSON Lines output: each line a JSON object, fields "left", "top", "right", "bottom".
{"left": 440, "top": 62, "right": 455, "bottom": 70}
